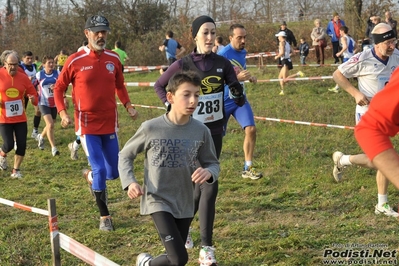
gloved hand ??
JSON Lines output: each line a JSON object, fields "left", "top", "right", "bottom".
{"left": 229, "top": 81, "right": 246, "bottom": 107}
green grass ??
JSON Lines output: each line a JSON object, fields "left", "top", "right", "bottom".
{"left": 1, "top": 61, "right": 399, "bottom": 266}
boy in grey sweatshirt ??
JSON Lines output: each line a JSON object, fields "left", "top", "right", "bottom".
{"left": 119, "top": 71, "right": 220, "bottom": 266}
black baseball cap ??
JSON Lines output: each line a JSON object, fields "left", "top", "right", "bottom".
{"left": 85, "top": 15, "right": 111, "bottom": 32}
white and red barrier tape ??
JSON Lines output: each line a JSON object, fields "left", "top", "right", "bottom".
{"left": 245, "top": 47, "right": 332, "bottom": 58}
{"left": 125, "top": 65, "right": 165, "bottom": 69}
{"left": 63, "top": 97, "right": 354, "bottom": 130}
{"left": 254, "top": 116, "right": 354, "bottom": 130}
{"left": 124, "top": 82, "right": 155, "bottom": 87}
{"left": 111, "top": 101, "right": 356, "bottom": 130}
{"left": 59, "top": 233, "right": 120, "bottom": 266}
{"left": 0, "top": 197, "right": 120, "bottom": 265}
{"left": 0, "top": 197, "right": 49, "bottom": 216}
{"left": 256, "top": 76, "right": 333, "bottom": 82}
{"left": 131, "top": 103, "right": 166, "bottom": 110}
{"left": 123, "top": 76, "right": 332, "bottom": 87}
{"left": 124, "top": 66, "right": 167, "bottom": 73}
{"left": 248, "top": 64, "right": 340, "bottom": 67}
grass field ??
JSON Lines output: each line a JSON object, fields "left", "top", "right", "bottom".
{"left": 1, "top": 60, "right": 399, "bottom": 266}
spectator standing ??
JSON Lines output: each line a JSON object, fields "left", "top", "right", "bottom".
{"left": 326, "top": 12, "right": 346, "bottom": 63}
{"left": 299, "top": 9, "right": 304, "bottom": 21}
{"left": 364, "top": 16, "right": 375, "bottom": 49}
{"left": 298, "top": 37, "right": 309, "bottom": 65}
{"left": 112, "top": 40, "right": 129, "bottom": 72}
{"left": 0, "top": 51, "right": 38, "bottom": 178}
{"left": 385, "top": 11, "right": 397, "bottom": 38}
{"left": 276, "top": 21, "right": 297, "bottom": 47}
{"left": 53, "top": 15, "right": 138, "bottom": 231}
{"left": 311, "top": 19, "right": 327, "bottom": 65}
{"left": 119, "top": 71, "right": 220, "bottom": 266}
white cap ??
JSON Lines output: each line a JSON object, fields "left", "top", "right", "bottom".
{"left": 275, "top": 31, "right": 287, "bottom": 37}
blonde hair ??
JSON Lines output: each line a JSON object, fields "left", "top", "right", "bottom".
{"left": 314, "top": 19, "right": 321, "bottom": 26}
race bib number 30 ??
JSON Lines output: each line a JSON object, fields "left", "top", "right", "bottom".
{"left": 193, "top": 92, "right": 223, "bottom": 123}
{"left": 5, "top": 99, "right": 23, "bottom": 117}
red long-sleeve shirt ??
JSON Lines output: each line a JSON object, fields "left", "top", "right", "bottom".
{"left": 54, "top": 47, "right": 131, "bottom": 135}
{"left": 355, "top": 67, "right": 399, "bottom": 160}
{"left": 0, "top": 68, "right": 38, "bottom": 124}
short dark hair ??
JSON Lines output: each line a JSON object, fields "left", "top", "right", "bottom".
{"left": 229, "top": 24, "right": 245, "bottom": 36}
{"left": 166, "top": 30, "right": 174, "bottom": 38}
{"left": 115, "top": 40, "right": 122, "bottom": 48}
{"left": 166, "top": 71, "right": 201, "bottom": 94}
{"left": 23, "top": 51, "right": 33, "bottom": 58}
{"left": 42, "top": 55, "right": 54, "bottom": 64}
{"left": 215, "top": 36, "right": 223, "bottom": 44}
{"left": 83, "top": 40, "right": 88, "bottom": 46}
{"left": 340, "top": 26, "right": 348, "bottom": 34}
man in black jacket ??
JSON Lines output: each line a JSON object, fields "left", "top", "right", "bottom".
{"left": 276, "top": 21, "right": 297, "bottom": 47}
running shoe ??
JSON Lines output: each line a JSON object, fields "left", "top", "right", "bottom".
{"left": 328, "top": 87, "right": 339, "bottom": 93}
{"left": 279, "top": 90, "right": 284, "bottom": 95}
{"left": 37, "top": 134, "right": 44, "bottom": 150}
{"left": 242, "top": 166, "right": 263, "bottom": 180}
{"left": 0, "top": 153, "right": 7, "bottom": 170}
{"left": 332, "top": 151, "right": 344, "bottom": 182}
{"left": 68, "top": 142, "right": 78, "bottom": 160}
{"left": 31, "top": 130, "right": 38, "bottom": 139}
{"left": 99, "top": 216, "right": 114, "bottom": 231}
{"left": 136, "top": 253, "right": 153, "bottom": 266}
{"left": 52, "top": 147, "right": 60, "bottom": 156}
{"left": 11, "top": 169, "right": 22, "bottom": 178}
{"left": 297, "top": 71, "right": 305, "bottom": 77}
{"left": 375, "top": 203, "right": 399, "bottom": 217}
{"left": 199, "top": 246, "right": 217, "bottom": 266}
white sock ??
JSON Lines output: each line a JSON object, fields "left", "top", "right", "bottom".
{"left": 73, "top": 141, "right": 80, "bottom": 150}
{"left": 335, "top": 84, "right": 339, "bottom": 89}
{"left": 245, "top": 161, "right": 252, "bottom": 168}
{"left": 339, "top": 155, "right": 352, "bottom": 166}
{"left": 378, "top": 194, "right": 388, "bottom": 207}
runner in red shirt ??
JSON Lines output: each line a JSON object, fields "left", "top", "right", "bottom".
{"left": 355, "top": 67, "right": 399, "bottom": 191}
{"left": 53, "top": 15, "right": 138, "bottom": 231}
{"left": 0, "top": 51, "right": 38, "bottom": 178}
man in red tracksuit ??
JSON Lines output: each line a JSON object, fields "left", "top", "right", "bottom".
{"left": 53, "top": 15, "right": 138, "bottom": 231}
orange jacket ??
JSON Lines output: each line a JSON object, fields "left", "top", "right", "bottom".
{"left": 0, "top": 68, "right": 38, "bottom": 124}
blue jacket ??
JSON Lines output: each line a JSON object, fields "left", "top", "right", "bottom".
{"left": 326, "top": 19, "right": 346, "bottom": 42}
